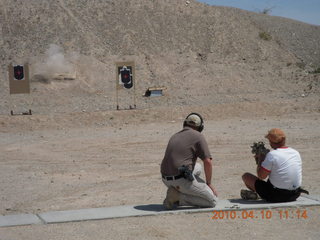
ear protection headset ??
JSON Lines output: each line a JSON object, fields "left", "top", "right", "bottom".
{"left": 183, "top": 112, "right": 204, "bottom": 132}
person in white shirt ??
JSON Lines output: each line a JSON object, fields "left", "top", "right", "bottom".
{"left": 241, "top": 128, "right": 308, "bottom": 202}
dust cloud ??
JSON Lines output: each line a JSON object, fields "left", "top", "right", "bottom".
{"left": 32, "top": 44, "right": 77, "bottom": 83}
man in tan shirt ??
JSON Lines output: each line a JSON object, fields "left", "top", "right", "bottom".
{"left": 161, "top": 113, "right": 218, "bottom": 210}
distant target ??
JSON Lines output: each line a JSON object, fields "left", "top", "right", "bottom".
{"left": 13, "top": 65, "right": 24, "bottom": 80}
{"left": 118, "top": 65, "right": 133, "bottom": 89}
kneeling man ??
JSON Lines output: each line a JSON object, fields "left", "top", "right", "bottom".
{"left": 242, "top": 128, "right": 307, "bottom": 202}
{"left": 161, "top": 113, "right": 218, "bottom": 209}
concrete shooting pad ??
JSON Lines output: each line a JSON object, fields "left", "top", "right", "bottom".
{"left": 1, "top": 195, "right": 319, "bottom": 227}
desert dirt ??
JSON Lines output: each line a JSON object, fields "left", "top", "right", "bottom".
{"left": 0, "top": 0, "right": 320, "bottom": 239}
{"left": 0, "top": 105, "right": 320, "bottom": 239}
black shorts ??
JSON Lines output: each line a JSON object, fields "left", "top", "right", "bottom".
{"left": 255, "top": 179, "right": 300, "bottom": 203}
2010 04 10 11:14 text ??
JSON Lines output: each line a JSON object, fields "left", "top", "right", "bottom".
{"left": 211, "top": 209, "right": 308, "bottom": 220}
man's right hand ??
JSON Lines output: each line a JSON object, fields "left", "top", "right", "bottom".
{"left": 208, "top": 183, "right": 218, "bottom": 197}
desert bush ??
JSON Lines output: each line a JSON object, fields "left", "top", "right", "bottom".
{"left": 259, "top": 7, "right": 274, "bottom": 15}
{"left": 296, "top": 62, "right": 306, "bottom": 69}
{"left": 259, "top": 32, "right": 272, "bottom": 41}
{"left": 310, "top": 67, "right": 320, "bottom": 74}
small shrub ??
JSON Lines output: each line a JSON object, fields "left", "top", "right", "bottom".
{"left": 310, "top": 67, "right": 320, "bottom": 74}
{"left": 259, "top": 32, "right": 272, "bottom": 41}
{"left": 260, "top": 7, "right": 274, "bottom": 15}
{"left": 296, "top": 62, "right": 306, "bottom": 69}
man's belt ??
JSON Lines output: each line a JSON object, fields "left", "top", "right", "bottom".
{"left": 162, "top": 174, "right": 183, "bottom": 181}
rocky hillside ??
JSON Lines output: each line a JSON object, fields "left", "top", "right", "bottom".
{"left": 0, "top": 0, "right": 319, "bottom": 114}
{"left": 249, "top": 12, "right": 320, "bottom": 68}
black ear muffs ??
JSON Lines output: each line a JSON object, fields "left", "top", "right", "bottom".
{"left": 184, "top": 113, "right": 204, "bottom": 132}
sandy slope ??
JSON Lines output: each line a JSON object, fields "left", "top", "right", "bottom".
{"left": 0, "top": 0, "right": 319, "bottom": 115}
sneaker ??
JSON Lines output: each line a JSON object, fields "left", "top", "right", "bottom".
{"left": 240, "top": 189, "right": 259, "bottom": 200}
{"left": 163, "top": 186, "right": 180, "bottom": 210}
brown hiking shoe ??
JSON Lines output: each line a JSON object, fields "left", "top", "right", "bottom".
{"left": 163, "top": 186, "right": 180, "bottom": 210}
{"left": 240, "top": 189, "right": 259, "bottom": 200}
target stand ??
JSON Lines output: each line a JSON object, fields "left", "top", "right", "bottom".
{"left": 8, "top": 63, "right": 33, "bottom": 115}
{"left": 115, "top": 61, "right": 136, "bottom": 110}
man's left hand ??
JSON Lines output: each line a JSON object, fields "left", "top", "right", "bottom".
{"left": 207, "top": 183, "right": 218, "bottom": 197}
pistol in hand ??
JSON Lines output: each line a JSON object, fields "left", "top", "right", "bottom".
{"left": 251, "top": 142, "right": 270, "bottom": 165}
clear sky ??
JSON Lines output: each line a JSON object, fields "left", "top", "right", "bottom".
{"left": 197, "top": 0, "right": 320, "bottom": 26}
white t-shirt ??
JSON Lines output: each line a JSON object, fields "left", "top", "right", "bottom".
{"left": 261, "top": 147, "right": 302, "bottom": 190}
